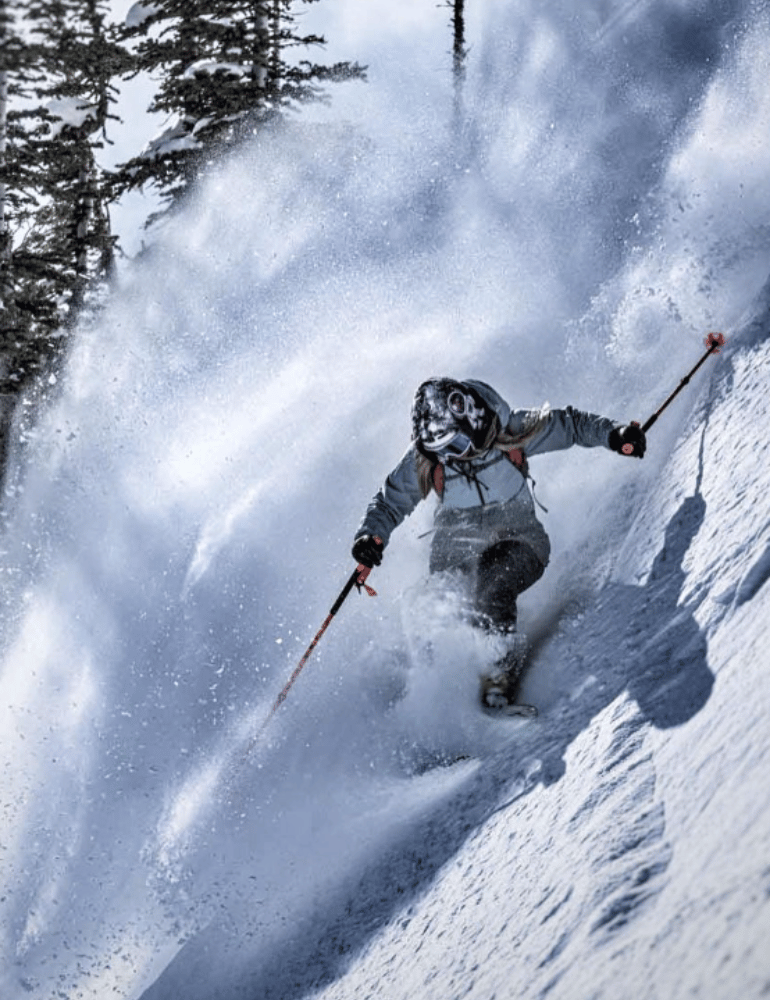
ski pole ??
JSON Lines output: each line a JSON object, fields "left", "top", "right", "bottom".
{"left": 622, "top": 331, "right": 726, "bottom": 454}
{"left": 265, "top": 564, "right": 376, "bottom": 720}
{"left": 242, "top": 556, "right": 379, "bottom": 757}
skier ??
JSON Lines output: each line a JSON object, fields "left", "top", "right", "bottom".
{"left": 351, "top": 377, "right": 646, "bottom": 712}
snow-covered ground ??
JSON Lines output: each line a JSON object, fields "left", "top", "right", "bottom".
{"left": 2, "top": 2, "right": 770, "bottom": 999}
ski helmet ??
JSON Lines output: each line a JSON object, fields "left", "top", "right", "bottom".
{"left": 411, "top": 378, "right": 490, "bottom": 459}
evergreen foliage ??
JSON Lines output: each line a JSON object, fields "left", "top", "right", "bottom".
{"left": 112, "top": 0, "right": 366, "bottom": 220}
{"left": 1, "top": 0, "right": 36, "bottom": 389}
{"left": 1, "top": 0, "right": 130, "bottom": 395}
{"left": 0, "top": 0, "right": 365, "bottom": 482}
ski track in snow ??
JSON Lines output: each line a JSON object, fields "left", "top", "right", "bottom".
{"left": 2, "top": 1, "right": 770, "bottom": 998}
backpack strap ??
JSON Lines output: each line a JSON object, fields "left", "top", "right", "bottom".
{"left": 432, "top": 462, "right": 445, "bottom": 497}
{"left": 505, "top": 447, "right": 548, "bottom": 512}
{"left": 503, "top": 447, "right": 528, "bottom": 476}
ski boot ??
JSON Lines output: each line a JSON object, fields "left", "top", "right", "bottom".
{"left": 480, "top": 633, "right": 538, "bottom": 718}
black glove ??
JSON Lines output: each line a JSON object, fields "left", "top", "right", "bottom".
{"left": 609, "top": 422, "right": 647, "bottom": 459}
{"left": 352, "top": 534, "right": 384, "bottom": 568}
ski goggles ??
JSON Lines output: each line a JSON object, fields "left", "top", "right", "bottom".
{"left": 447, "top": 389, "right": 475, "bottom": 418}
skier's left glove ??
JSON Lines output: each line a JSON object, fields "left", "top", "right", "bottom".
{"left": 609, "top": 422, "right": 646, "bottom": 459}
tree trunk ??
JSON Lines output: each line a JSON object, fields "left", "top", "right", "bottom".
{"left": 451, "top": 0, "right": 466, "bottom": 136}
{"left": 0, "top": 54, "right": 10, "bottom": 290}
{"left": 0, "top": 51, "right": 15, "bottom": 492}
{"left": 0, "top": 34, "right": 15, "bottom": 377}
{"left": 251, "top": 1, "right": 269, "bottom": 90}
{"left": 68, "top": 147, "right": 96, "bottom": 320}
{"left": 269, "top": 0, "right": 282, "bottom": 98}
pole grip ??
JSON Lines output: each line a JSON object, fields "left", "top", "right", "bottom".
{"left": 621, "top": 421, "right": 641, "bottom": 455}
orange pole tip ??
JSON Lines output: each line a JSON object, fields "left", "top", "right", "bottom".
{"left": 705, "top": 332, "right": 726, "bottom": 352}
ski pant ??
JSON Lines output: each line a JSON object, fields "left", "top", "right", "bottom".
{"left": 429, "top": 513, "right": 546, "bottom": 633}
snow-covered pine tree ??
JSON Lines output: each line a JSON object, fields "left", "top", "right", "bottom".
{"left": 1, "top": 0, "right": 131, "bottom": 399}
{"left": 262, "top": 0, "right": 365, "bottom": 113}
{"left": 0, "top": 0, "right": 43, "bottom": 395}
{"left": 0, "top": 3, "right": 11, "bottom": 278}
{"left": 1, "top": 4, "right": 12, "bottom": 322}
{"left": 0, "top": 0, "right": 25, "bottom": 466}
{"left": 21, "top": 0, "right": 130, "bottom": 317}
{"left": 113, "top": 0, "right": 365, "bottom": 223}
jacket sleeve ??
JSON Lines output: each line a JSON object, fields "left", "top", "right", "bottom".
{"left": 509, "top": 405, "right": 618, "bottom": 456}
{"left": 355, "top": 445, "right": 424, "bottom": 547}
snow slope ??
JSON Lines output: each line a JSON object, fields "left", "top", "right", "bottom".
{"left": 2, "top": 2, "right": 770, "bottom": 999}
{"left": 301, "top": 295, "right": 770, "bottom": 1000}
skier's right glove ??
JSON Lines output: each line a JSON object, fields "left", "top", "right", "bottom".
{"left": 352, "top": 534, "right": 384, "bottom": 568}
{"left": 609, "top": 422, "right": 647, "bottom": 459}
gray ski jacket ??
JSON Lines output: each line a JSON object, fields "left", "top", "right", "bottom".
{"left": 355, "top": 380, "right": 618, "bottom": 568}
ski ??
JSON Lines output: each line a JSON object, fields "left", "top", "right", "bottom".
{"left": 483, "top": 702, "right": 538, "bottom": 719}
{"left": 407, "top": 751, "right": 474, "bottom": 776}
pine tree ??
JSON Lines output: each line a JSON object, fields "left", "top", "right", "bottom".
{"left": 1, "top": 0, "right": 130, "bottom": 397}
{"left": 1, "top": 0, "right": 40, "bottom": 392}
{"left": 1, "top": 0, "right": 36, "bottom": 470}
{"left": 23, "top": 0, "right": 131, "bottom": 316}
{"left": 113, "top": 0, "right": 365, "bottom": 221}
{"left": 1, "top": 7, "right": 11, "bottom": 317}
